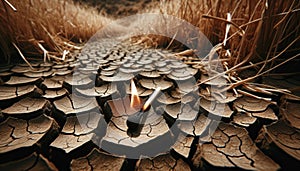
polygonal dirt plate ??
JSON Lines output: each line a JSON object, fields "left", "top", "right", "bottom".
{"left": 263, "top": 120, "right": 300, "bottom": 161}
{"left": 199, "top": 98, "right": 233, "bottom": 118}
{"left": 0, "top": 85, "right": 37, "bottom": 101}
{"left": 53, "top": 94, "right": 99, "bottom": 115}
{"left": 193, "top": 122, "right": 280, "bottom": 171}
{"left": 71, "top": 148, "right": 125, "bottom": 171}
{"left": 2, "top": 97, "right": 49, "bottom": 117}
{"left": 76, "top": 83, "right": 117, "bottom": 97}
{"left": 0, "top": 115, "right": 58, "bottom": 155}
{"left": 137, "top": 154, "right": 190, "bottom": 171}
{"left": 5, "top": 76, "right": 40, "bottom": 85}
{"left": 281, "top": 101, "right": 300, "bottom": 129}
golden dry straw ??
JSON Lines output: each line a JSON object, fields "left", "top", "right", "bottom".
{"left": 0, "top": 0, "right": 110, "bottom": 63}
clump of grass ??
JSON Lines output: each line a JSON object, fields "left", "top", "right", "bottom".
{"left": 0, "top": 0, "right": 110, "bottom": 63}
{"left": 152, "top": 0, "right": 300, "bottom": 89}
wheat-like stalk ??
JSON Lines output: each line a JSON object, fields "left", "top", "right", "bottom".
{"left": 154, "top": 0, "right": 299, "bottom": 83}
{"left": 0, "top": 0, "right": 110, "bottom": 63}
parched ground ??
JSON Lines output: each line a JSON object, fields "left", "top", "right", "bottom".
{"left": 0, "top": 1, "right": 300, "bottom": 171}
{"left": 0, "top": 38, "right": 300, "bottom": 170}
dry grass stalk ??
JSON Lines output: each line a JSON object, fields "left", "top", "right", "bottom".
{"left": 12, "top": 43, "right": 33, "bottom": 69}
{"left": 3, "top": 0, "right": 16, "bottom": 11}
{"left": 0, "top": 0, "right": 110, "bottom": 63}
{"left": 154, "top": 0, "right": 299, "bottom": 96}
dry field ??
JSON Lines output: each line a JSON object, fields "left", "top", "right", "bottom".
{"left": 0, "top": 0, "right": 299, "bottom": 170}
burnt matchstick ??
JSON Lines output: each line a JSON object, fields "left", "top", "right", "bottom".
{"left": 127, "top": 87, "right": 161, "bottom": 137}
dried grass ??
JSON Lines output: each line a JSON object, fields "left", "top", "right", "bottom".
{"left": 152, "top": 0, "right": 300, "bottom": 92}
{"left": 0, "top": 0, "right": 110, "bottom": 63}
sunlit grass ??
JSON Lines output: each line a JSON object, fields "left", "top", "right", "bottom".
{"left": 0, "top": 0, "right": 110, "bottom": 62}
{"left": 150, "top": 0, "right": 300, "bottom": 90}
